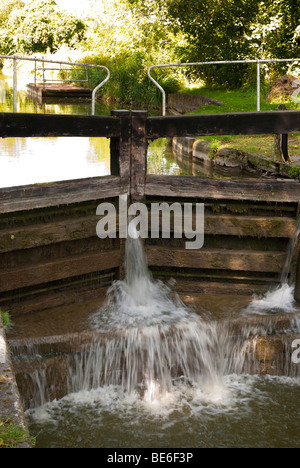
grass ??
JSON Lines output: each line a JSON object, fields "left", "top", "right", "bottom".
{"left": 183, "top": 85, "right": 300, "bottom": 114}
{"left": 0, "top": 418, "right": 35, "bottom": 448}
{"left": 199, "top": 133, "right": 300, "bottom": 159}
{"left": 181, "top": 85, "right": 300, "bottom": 160}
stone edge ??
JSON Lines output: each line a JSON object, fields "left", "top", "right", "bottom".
{"left": 0, "top": 313, "right": 31, "bottom": 448}
{"left": 172, "top": 136, "right": 293, "bottom": 178}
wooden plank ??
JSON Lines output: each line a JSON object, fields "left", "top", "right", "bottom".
{"left": 145, "top": 246, "right": 286, "bottom": 273}
{"left": 146, "top": 211, "right": 295, "bottom": 238}
{"left": 0, "top": 249, "right": 121, "bottom": 293}
{"left": 0, "top": 112, "right": 120, "bottom": 138}
{"left": 204, "top": 214, "right": 295, "bottom": 238}
{"left": 0, "top": 176, "right": 125, "bottom": 214}
{"left": 146, "top": 110, "right": 300, "bottom": 138}
{"left": 0, "top": 213, "right": 123, "bottom": 252}
{"left": 145, "top": 175, "right": 300, "bottom": 203}
{"left": 0, "top": 215, "right": 98, "bottom": 252}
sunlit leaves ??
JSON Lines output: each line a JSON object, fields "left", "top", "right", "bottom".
{"left": 0, "top": 0, "right": 86, "bottom": 54}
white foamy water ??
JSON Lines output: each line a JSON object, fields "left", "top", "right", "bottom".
{"left": 22, "top": 223, "right": 300, "bottom": 447}
{"left": 244, "top": 215, "right": 300, "bottom": 316}
{"left": 244, "top": 283, "right": 300, "bottom": 315}
{"left": 25, "top": 373, "right": 300, "bottom": 448}
{"left": 85, "top": 224, "right": 235, "bottom": 400}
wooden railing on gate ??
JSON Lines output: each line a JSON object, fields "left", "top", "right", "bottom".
{"left": 1, "top": 109, "right": 300, "bottom": 313}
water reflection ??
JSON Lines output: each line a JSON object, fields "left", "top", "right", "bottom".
{"left": 0, "top": 78, "right": 203, "bottom": 187}
{"left": 0, "top": 78, "right": 112, "bottom": 187}
{"left": 0, "top": 137, "right": 110, "bottom": 187}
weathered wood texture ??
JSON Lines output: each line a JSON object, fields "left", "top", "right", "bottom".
{"left": 146, "top": 110, "right": 300, "bottom": 138}
{"left": 204, "top": 214, "right": 295, "bottom": 238}
{"left": 110, "top": 110, "right": 131, "bottom": 193}
{"left": 0, "top": 109, "right": 299, "bottom": 307}
{"left": 146, "top": 246, "right": 286, "bottom": 273}
{"left": 145, "top": 175, "right": 300, "bottom": 203}
{"left": 0, "top": 248, "right": 120, "bottom": 293}
{"left": 0, "top": 176, "right": 124, "bottom": 214}
{"left": 0, "top": 112, "right": 120, "bottom": 138}
{"left": 131, "top": 111, "right": 148, "bottom": 202}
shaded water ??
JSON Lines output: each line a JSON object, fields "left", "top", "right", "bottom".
{"left": 19, "top": 225, "right": 300, "bottom": 448}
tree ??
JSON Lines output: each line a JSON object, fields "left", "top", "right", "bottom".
{"left": 160, "top": 0, "right": 300, "bottom": 87}
{"left": 160, "top": 0, "right": 260, "bottom": 87}
{"left": 250, "top": 0, "right": 300, "bottom": 59}
{"left": 0, "top": 0, "right": 86, "bottom": 55}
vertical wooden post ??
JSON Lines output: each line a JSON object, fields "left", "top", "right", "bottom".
{"left": 110, "top": 110, "right": 131, "bottom": 192}
{"left": 130, "top": 110, "right": 148, "bottom": 202}
{"left": 110, "top": 110, "right": 131, "bottom": 280}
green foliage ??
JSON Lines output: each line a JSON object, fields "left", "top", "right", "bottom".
{"left": 162, "top": 0, "right": 260, "bottom": 88}
{"left": 76, "top": 0, "right": 184, "bottom": 106}
{"left": 288, "top": 166, "right": 300, "bottom": 178}
{"left": 162, "top": 0, "right": 300, "bottom": 88}
{"left": 0, "top": 417, "right": 35, "bottom": 448}
{"left": 1, "top": 0, "right": 299, "bottom": 101}
{"left": 0, "top": 309, "right": 13, "bottom": 331}
{"left": 0, "top": 0, "right": 86, "bottom": 54}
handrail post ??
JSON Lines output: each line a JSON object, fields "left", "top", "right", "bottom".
{"left": 42, "top": 58, "right": 45, "bottom": 88}
{"left": 147, "top": 66, "right": 166, "bottom": 116}
{"left": 34, "top": 57, "right": 37, "bottom": 86}
{"left": 13, "top": 55, "right": 17, "bottom": 113}
{"left": 91, "top": 66, "right": 110, "bottom": 115}
{"left": 257, "top": 60, "right": 261, "bottom": 112}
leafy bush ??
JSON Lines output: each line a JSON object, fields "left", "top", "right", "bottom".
{"left": 0, "top": 0, "right": 86, "bottom": 54}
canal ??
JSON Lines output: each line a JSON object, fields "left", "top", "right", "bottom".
{"left": 1, "top": 76, "right": 300, "bottom": 449}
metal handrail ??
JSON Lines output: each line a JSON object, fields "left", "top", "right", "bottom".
{"left": 0, "top": 54, "right": 110, "bottom": 114}
{"left": 148, "top": 58, "right": 300, "bottom": 116}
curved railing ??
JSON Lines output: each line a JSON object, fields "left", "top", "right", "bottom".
{"left": 0, "top": 54, "right": 110, "bottom": 114}
{"left": 148, "top": 58, "right": 300, "bottom": 116}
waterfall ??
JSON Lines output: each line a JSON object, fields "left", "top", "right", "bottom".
{"left": 71, "top": 224, "right": 234, "bottom": 402}
{"left": 18, "top": 222, "right": 300, "bottom": 412}
{"left": 245, "top": 216, "right": 300, "bottom": 315}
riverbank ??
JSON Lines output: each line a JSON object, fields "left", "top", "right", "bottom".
{"left": 172, "top": 136, "right": 299, "bottom": 179}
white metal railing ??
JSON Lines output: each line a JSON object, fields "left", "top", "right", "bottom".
{"left": 148, "top": 58, "right": 300, "bottom": 116}
{"left": 0, "top": 54, "right": 110, "bottom": 115}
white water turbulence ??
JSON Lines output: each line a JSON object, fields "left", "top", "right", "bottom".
{"left": 84, "top": 222, "right": 235, "bottom": 406}
{"left": 245, "top": 216, "right": 300, "bottom": 316}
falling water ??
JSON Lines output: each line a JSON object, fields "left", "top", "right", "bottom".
{"left": 71, "top": 222, "right": 235, "bottom": 402}
{"left": 245, "top": 216, "right": 300, "bottom": 315}
{"left": 21, "top": 222, "right": 300, "bottom": 447}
